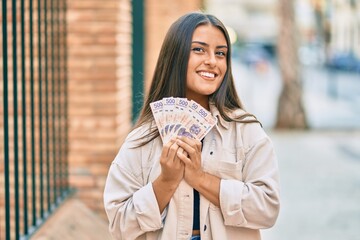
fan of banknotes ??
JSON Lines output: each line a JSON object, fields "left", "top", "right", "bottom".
{"left": 150, "top": 97, "right": 217, "bottom": 143}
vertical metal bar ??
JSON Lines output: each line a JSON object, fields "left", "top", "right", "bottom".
{"left": 51, "top": 0, "right": 58, "bottom": 204}
{"left": 12, "top": 0, "right": 20, "bottom": 238}
{"left": 44, "top": 0, "right": 51, "bottom": 212}
{"left": 131, "top": 0, "right": 144, "bottom": 123}
{"left": 2, "top": 1, "right": 11, "bottom": 239}
{"left": 38, "top": 0, "right": 45, "bottom": 218}
{"left": 59, "top": 0, "right": 64, "bottom": 195}
{"left": 63, "top": 0, "right": 69, "bottom": 190}
{"left": 56, "top": 0, "right": 63, "bottom": 198}
{"left": 20, "top": 0, "right": 29, "bottom": 235}
{"left": 62, "top": 0, "right": 66, "bottom": 196}
{"left": 29, "top": 0, "right": 37, "bottom": 226}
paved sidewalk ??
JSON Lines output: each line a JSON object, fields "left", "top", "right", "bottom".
{"left": 31, "top": 198, "right": 112, "bottom": 240}
{"left": 262, "top": 130, "right": 360, "bottom": 240}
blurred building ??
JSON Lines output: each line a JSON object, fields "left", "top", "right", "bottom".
{"left": 206, "top": 0, "right": 360, "bottom": 62}
{"left": 297, "top": 0, "right": 360, "bottom": 60}
{"left": 330, "top": 0, "right": 360, "bottom": 58}
{"left": 205, "top": 0, "right": 279, "bottom": 45}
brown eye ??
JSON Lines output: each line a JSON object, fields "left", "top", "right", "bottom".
{"left": 216, "top": 51, "right": 226, "bottom": 57}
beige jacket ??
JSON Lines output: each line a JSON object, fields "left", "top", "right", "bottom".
{"left": 104, "top": 105, "right": 280, "bottom": 240}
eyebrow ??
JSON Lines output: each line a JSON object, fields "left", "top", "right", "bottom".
{"left": 191, "top": 41, "right": 228, "bottom": 49}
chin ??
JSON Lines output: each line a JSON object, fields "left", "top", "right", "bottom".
{"left": 200, "top": 90, "right": 217, "bottom": 96}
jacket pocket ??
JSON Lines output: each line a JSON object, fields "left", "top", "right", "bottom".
{"left": 217, "top": 159, "right": 243, "bottom": 180}
{"left": 203, "top": 147, "right": 244, "bottom": 180}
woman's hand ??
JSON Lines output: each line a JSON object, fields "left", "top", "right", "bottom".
{"left": 175, "top": 136, "right": 204, "bottom": 188}
{"left": 176, "top": 136, "right": 221, "bottom": 207}
{"left": 158, "top": 138, "right": 185, "bottom": 187}
{"left": 153, "top": 138, "right": 185, "bottom": 213}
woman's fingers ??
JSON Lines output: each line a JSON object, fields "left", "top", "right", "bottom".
{"left": 176, "top": 136, "right": 201, "bottom": 158}
{"left": 176, "top": 136, "right": 203, "bottom": 188}
{"left": 159, "top": 139, "right": 184, "bottom": 183}
{"left": 161, "top": 138, "right": 184, "bottom": 163}
{"left": 177, "top": 149, "right": 192, "bottom": 165}
{"left": 167, "top": 141, "right": 180, "bottom": 162}
{"left": 161, "top": 139, "right": 175, "bottom": 158}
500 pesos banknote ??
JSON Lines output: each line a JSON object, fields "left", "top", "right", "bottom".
{"left": 150, "top": 97, "right": 217, "bottom": 143}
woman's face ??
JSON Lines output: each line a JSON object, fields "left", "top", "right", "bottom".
{"left": 186, "top": 24, "right": 228, "bottom": 106}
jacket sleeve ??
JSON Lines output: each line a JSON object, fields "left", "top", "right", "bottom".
{"left": 103, "top": 132, "right": 163, "bottom": 239}
{"left": 219, "top": 124, "right": 280, "bottom": 229}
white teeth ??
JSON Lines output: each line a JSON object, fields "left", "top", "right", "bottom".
{"left": 199, "top": 72, "right": 215, "bottom": 78}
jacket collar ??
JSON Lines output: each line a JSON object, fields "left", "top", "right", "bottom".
{"left": 209, "top": 103, "right": 230, "bottom": 129}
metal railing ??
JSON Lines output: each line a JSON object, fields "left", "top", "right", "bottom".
{"left": 1, "top": 0, "right": 70, "bottom": 239}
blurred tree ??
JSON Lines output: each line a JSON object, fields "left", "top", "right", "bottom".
{"left": 276, "top": 0, "right": 308, "bottom": 129}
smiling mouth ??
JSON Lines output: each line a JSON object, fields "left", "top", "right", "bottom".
{"left": 198, "top": 71, "right": 217, "bottom": 78}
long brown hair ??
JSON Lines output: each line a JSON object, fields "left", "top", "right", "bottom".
{"left": 133, "top": 12, "right": 259, "bottom": 146}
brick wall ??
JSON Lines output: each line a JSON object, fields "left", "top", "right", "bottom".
{"left": 67, "top": 0, "right": 132, "bottom": 219}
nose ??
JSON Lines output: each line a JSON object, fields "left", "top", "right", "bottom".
{"left": 204, "top": 52, "right": 216, "bottom": 67}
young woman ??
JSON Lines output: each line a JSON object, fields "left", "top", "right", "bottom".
{"left": 103, "top": 12, "right": 280, "bottom": 240}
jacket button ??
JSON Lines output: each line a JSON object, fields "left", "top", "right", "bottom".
{"left": 210, "top": 151, "right": 213, "bottom": 155}
{"left": 204, "top": 225, "right": 207, "bottom": 231}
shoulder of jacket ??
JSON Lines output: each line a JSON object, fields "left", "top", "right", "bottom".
{"left": 126, "top": 122, "right": 154, "bottom": 140}
{"left": 230, "top": 108, "right": 257, "bottom": 121}
{"left": 224, "top": 110, "right": 268, "bottom": 149}
{"left": 121, "top": 122, "right": 157, "bottom": 149}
